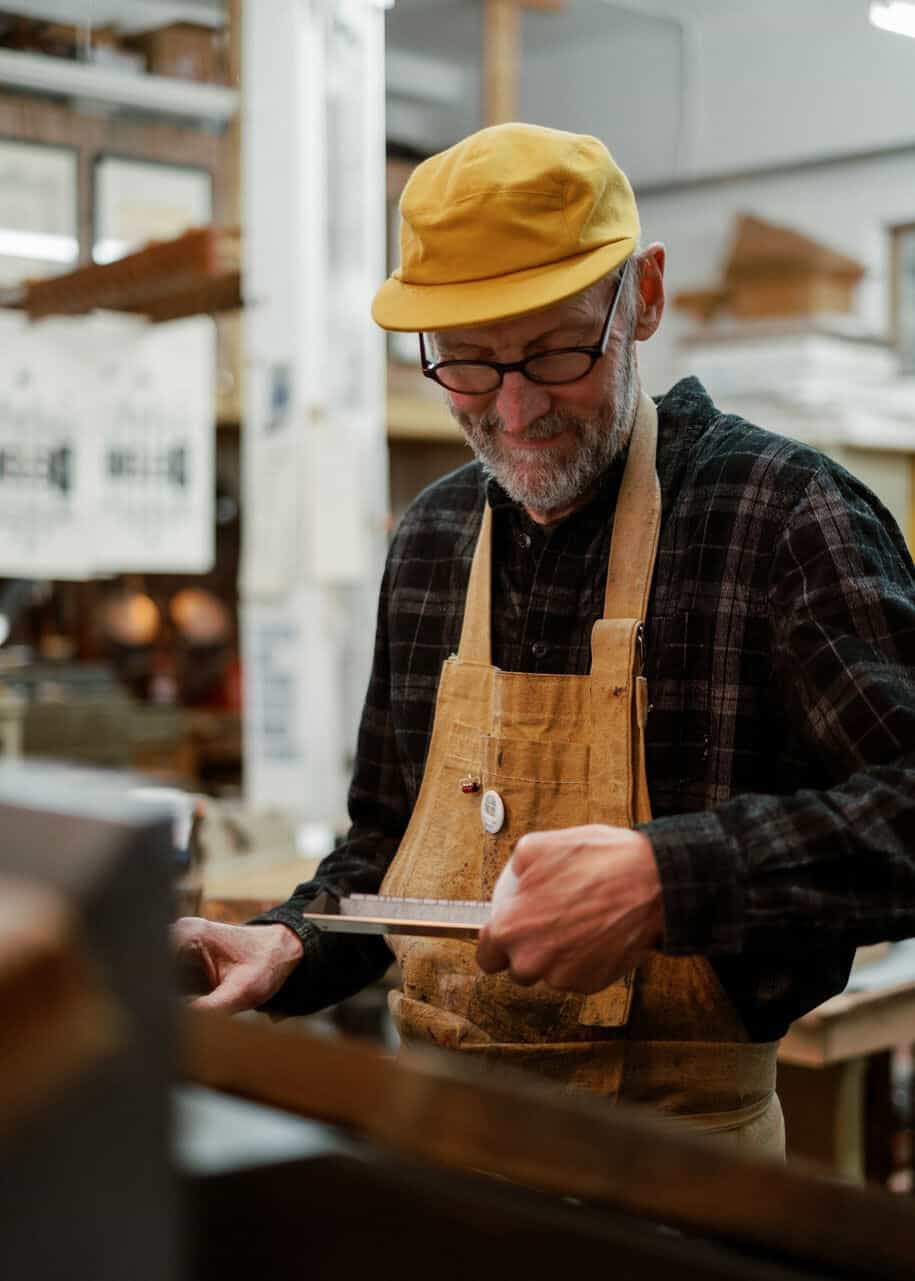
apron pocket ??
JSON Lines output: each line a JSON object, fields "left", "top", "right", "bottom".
{"left": 382, "top": 725, "right": 485, "bottom": 902}
{"left": 389, "top": 988, "right": 492, "bottom": 1049}
{"left": 478, "top": 735, "right": 589, "bottom": 897}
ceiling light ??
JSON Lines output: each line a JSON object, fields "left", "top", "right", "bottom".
{"left": 870, "top": 1, "right": 915, "bottom": 38}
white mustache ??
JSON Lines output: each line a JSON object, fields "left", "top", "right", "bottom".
{"left": 477, "top": 412, "right": 579, "bottom": 443}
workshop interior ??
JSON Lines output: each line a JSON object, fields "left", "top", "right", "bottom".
{"left": 1, "top": 2, "right": 915, "bottom": 1278}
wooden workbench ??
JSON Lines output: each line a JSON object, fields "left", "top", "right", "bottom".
{"left": 198, "top": 855, "right": 321, "bottom": 925}
{"left": 196, "top": 868, "right": 915, "bottom": 1185}
{"left": 779, "top": 973, "right": 915, "bottom": 1183}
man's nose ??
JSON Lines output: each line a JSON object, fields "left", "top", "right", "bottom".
{"left": 493, "top": 371, "right": 551, "bottom": 435}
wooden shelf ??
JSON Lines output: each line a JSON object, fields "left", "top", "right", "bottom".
{"left": 0, "top": 49, "right": 238, "bottom": 125}
{"left": 4, "top": 226, "right": 241, "bottom": 323}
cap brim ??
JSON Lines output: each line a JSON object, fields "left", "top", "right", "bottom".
{"left": 371, "top": 238, "right": 635, "bottom": 332}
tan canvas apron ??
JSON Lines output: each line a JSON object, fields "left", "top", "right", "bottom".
{"left": 381, "top": 393, "right": 784, "bottom": 1158}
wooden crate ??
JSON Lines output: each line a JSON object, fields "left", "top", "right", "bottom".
{"left": 129, "top": 23, "right": 224, "bottom": 85}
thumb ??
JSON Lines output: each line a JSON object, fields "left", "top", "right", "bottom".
{"left": 191, "top": 966, "right": 261, "bottom": 1016}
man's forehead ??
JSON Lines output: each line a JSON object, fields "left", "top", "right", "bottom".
{"left": 430, "top": 285, "right": 603, "bottom": 347}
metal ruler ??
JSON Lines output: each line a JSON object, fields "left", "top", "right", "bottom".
{"left": 301, "top": 893, "right": 492, "bottom": 940}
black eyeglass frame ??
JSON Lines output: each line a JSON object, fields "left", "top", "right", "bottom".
{"left": 418, "top": 258, "right": 631, "bottom": 395}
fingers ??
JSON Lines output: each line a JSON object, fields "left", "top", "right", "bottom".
{"left": 510, "top": 825, "right": 619, "bottom": 875}
{"left": 477, "top": 922, "right": 541, "bottom": 987}
{"left": 475, "top": 925, "right": 510, "bottom": 975}
{"left": 171, "top": 916, "right": 210, "bottom": 948}
{"left": 176, "top": 921, "right": 303, "bottom": 1014}
{"left": 509, "top": 831, "right": 546, "bottom": 876}
{"left": 175, "top": 938, "right": 219, "bottom": 997}
{"left": 477, "top": 823, "right": 651, "bottom": 993}
{"left": 190, "top": 967, "right": 260, "bottom": 1015}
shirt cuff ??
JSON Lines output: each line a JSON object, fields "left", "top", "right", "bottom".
{"left": 637, "top": 809, "right": 745, "bottom": 955}
{"left": 247, "top": 903, "right": 321, "bottom": 953}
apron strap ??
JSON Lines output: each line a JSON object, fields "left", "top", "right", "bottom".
{"left": 457, "top": 389, "right": 662, "bottom": 665}
{"left": 602, "top": 391, "right": 661, "bottom": 622}
{"left": 457, "top": 503, "right": 493, "bottom": 666}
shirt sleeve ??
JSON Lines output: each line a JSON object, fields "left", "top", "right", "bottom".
{"left": 248, "top": 552, "right": 412, "bottom": 1015}
{"left": 643, "top": 463, "right": 915, "bottom": 956}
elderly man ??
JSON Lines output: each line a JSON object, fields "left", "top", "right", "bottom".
{"left": 175, "top": 124, "right": 915, "bottom": 1157}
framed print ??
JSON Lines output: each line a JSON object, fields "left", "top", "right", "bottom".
{"left": 0, "top": 138, "right": 78, "bottom": 288}
{"left": 890, "top": 222, "right": 915, "bottom": 374}
{"left": 93, "top": 154, "right": 213, "bottom": 264}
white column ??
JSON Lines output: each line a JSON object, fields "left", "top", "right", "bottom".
{"left": 240, "top": 0, "right": 388, "bottom": 833}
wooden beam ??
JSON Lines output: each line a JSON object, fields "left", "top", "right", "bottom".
{"left": 483, "top": 0, "right": 521, "bottom": 126}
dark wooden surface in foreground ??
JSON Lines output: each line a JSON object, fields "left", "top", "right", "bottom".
{"left": 183, "top": 1008, "right": 915, "bottom": 1281}
{"left": 187, "top": 1142, "right": 838, "bottom": 1281}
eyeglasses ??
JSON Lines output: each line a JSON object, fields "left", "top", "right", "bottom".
{"left": 419, "top": 258, "right": 631, "bottom": 396}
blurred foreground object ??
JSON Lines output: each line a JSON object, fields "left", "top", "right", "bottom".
{"left": 181, "top": 1005, "right": 915, "bottom": 1281}
{"left": 0, "top": 763, "right": 177, "bottom": 1281}
{"left": 0, "top": 877, "right": 123, "bottom": 1135}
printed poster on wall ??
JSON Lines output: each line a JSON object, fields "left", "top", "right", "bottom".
{"left": 241, "top": 596, "right": 310, "bottom": 809}
{"left": 85, "top": 314, "right": 215, "bottom": 574}
{"left": 0, "top": 312, "right": 95, "bottom": 579}
{"left": 0, "top": 311, "right": 215, "bottom": 578}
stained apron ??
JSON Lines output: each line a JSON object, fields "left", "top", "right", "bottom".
{"left": 381, "top": 392, "right": 784, "bottom": 1158}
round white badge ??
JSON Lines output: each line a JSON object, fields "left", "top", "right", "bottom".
{"left": 480, "top": 789, "right": 505, "bottom": 835}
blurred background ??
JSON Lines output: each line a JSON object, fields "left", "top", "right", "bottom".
{"left": 0, "top": 0, "right": 913, "bottom": 831}
{"left": 0, "top": 0, "right": 914, "bottom": 1198}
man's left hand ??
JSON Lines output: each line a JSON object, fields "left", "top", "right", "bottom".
{"left": 476, "top": 825, "right": 664, "bottom": 993}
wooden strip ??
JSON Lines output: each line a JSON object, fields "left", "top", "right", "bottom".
{"left": 483, "top": 0, "right": 520, "bottom": 127}
{"left": 23, "top": 228, "right": 239, "bottom": 318}
{"left": 141, "top": 270, "right": 242, "bottom": 323}
{"left": 183, "top": 1007, "right": 915, "bottom": 1280}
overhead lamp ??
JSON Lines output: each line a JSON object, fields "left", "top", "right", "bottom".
{"left": 869, "top": 1, "right": 915, "bottom": 37}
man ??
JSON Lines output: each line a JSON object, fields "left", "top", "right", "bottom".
{"left": 175, "top": 124, "right": 915, "bottom": 1156}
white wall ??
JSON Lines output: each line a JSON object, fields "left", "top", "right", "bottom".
{"left": 634, "top": 147, "right": 915, "bottom": 397}
{"left": 517, "top": 0, "right": 915, "bottom": 188}
{"left": 388, "top": 0, "right": 915, "bottom": 193}
{"left": 694, "top": 1, "right": 915, "bottom": 180}
{"left": 520, "top": 8, "right": 681, "bottom": 184}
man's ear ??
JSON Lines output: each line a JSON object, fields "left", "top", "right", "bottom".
{"left": 634, "top": 243, "right": 666, "bottom": 341}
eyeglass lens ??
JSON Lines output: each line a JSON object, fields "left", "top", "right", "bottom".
{"left": 435, "top": 350, "right": 595, "bottom": 393}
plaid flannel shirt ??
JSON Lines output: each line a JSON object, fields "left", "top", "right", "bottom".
{"left": 256, "top": 377, "right": 915, "bottom": 1041}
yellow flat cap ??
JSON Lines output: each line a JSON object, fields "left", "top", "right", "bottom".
{"left": 372, "top": 122, "right": 639, "bottom": 332}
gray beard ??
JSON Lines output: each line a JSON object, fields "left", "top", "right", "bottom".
{"left": 450, "top": 344, "right": 639, "bottom": 515}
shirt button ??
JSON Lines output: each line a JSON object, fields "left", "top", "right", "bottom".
{"left": 517, "top": 531, "right": 532, "bottom": 550}
{"left": 531, "top": 642, "right": 550, "bottom": 659}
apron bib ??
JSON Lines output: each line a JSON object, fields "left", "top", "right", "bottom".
{"left": 381, "top": 393, "right": 783, "bottom": 1157}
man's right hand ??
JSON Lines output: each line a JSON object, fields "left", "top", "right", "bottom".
{"left": 171, "top": 918, "right": 305, "bottom": 1014}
